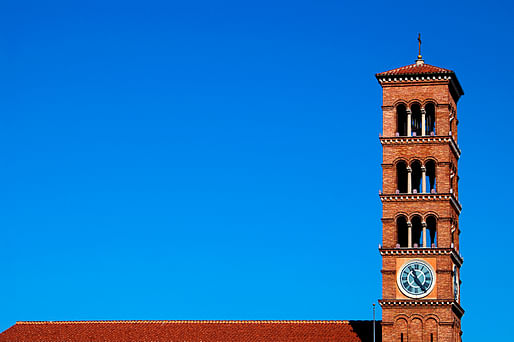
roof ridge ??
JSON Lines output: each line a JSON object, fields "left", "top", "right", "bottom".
{"left": 376, "top": 62, "right": 454, "bottom": 77}
{"left": 16, "top": 320, "right": 354, "bottom": 325}
{"left": 397, "top": 62, "right": 450, "bottom": 70}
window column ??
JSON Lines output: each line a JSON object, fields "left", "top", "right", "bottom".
{"left": 422, "top": 222, "right": 427, "bottom": 247}
{"left": 406, "top": 109, "right": 412, "bottom": 136}
{"left": 421, "top": 166, "right": 427, "bottom": 193}
{"left": 407, "top": 167, "right": 412, "bottom": 194}
{"left": 421, "top": 108, "right": 426, "bottom": 136}
{"left": 407, "top": 221, "right": 413, "bottom": 247}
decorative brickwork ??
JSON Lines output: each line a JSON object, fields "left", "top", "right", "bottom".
{"left": 377, "top": 58, "right": 464, "bottom": 342}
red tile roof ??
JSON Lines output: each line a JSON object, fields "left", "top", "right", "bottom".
{"left": 376, "top": 63, "right": 454, "bottom": 76}
{"left": 375, "top": 61, "right": 464, "bottom": 101}
{"left": 0, "top": 320, "right": 379, "bottom": 342}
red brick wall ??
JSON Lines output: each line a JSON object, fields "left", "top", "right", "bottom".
{"left": 381, "top": 143, "right": 458, "bottom": 194}
{"left": 381, "top": 308, "right": 461, "bottom": 342}
{"left": 381, "top": 201, "right": 458, "bottom": 249}
{"left": 381, "top": 82, "right": 455, "bottom": 137}
{"left": 378, "top": 74, "right": 463, "bottom": 342}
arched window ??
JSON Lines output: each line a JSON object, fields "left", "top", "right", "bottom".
{"left": 426, "top": 318, "right": 438, "bottom": 342}
{"left": 426, "top": 215, "right": 437, "bottom": 247}
{"left": 395, "top": 318, "right": 408, "bottom": 342}
{"left": 451, "top": 221, "right": 457, "bottom": 248}
{"left": 411, "top": 160, "right": 422, "bottom": 194}
{"left": 409, "top": 318, "right": 423, "bottom": 342}
{"left": 397, "top": 104, "right": 408, "bottom": 136}
{"left": 425, "top": 103, "right": 436, "bottom": 135}
{"left": 396, "top": 161, "right": 408, "bottom": 193}
{"left": 449, "top": 163, "right": 458, "bottom": 194}
{"left": 411, "top": 215, "right": 423, "bottom": 247}
{"left": 397, "top": 215, "right": 408, "bottom": 248}
{"left": 425, "top": 160, "right": 437, "bottom": 193}
{"left": 411, "top": 103, "right": 422, "bottom": 136}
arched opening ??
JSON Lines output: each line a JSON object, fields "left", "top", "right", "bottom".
{"left": 426, "top": 318, "right": 438, "bottom": 342}
{"left": 411, "top": 215, "right": 423, "bottom": 247}
{"left": 397, "top": 215, "right": 408, "bottom": 248}
{"left": 426, "top": 215, "right": 437, "bottom": 247}
{"left": 409, "top": 318, "right": 423, "bottom": 342}
{"left": 411, "top": 160, "right": 422, "bottom": 193}
{"left": 397, "top": 104, "right": 408, "bottom": 136}
{"left": 411, "top": 103, "right": 422, "bottom": 136}
{"left": 425, "top": 103, "right": 436, "bottom": 135}
{"left": 396, "top": 161, "right": 408, "bottom": 193}
{"left": 451, "top": 221, "right": 458, "bottom": 248}
{"left": 450, "top": 163, "right": 458, "bottom": 194}
{"left": 425, "top": 159, "right": 437, "bottom": 193}
{"left": 395, "top": 319, "right": 408, "bottom": 342}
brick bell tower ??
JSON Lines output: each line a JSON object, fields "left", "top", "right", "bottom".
{"left": 376, "top": 42, "right": 464, "bottom": 342}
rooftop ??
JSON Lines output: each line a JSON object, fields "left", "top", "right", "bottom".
{"left": 375, "top": 59, "right": 464, "bottom": 101}
{"left": 0, "top": 320, "right": 380, "bottom": 342}
{"left": 376, "top": 62, "right": 454, "bottom": 76}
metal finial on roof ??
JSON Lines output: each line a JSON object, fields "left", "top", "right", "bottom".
{"left": 418, "top": 33, "right": 422, "bottom": 59}
{"left": 416, "top": 33, "right": 424, "bottom": 65}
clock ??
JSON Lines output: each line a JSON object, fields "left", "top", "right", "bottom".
{"left": 397, "top": 260, "right": 435, "bottom": 298}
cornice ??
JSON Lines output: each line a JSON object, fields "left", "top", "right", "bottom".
{"left": 380, "top": 299, "right": 454, "bottom": 306}
{"left": 376, "top": 73, "right": 464, "bottom": 101}
{"left": 379, "top": 135, "right": 461, "bottom": 159}
{"left": 377, "top": 76, "right": 450, "bottom": 84}
{"left": 379, "top": 299, "right": 464, "bottom": 317}
{"left": 379, "top": 193, "right": 462, "bottom": 214}
{"left": 379, "top": 247, "right": 464, "bottom": 267}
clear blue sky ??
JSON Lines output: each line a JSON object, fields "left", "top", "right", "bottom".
{"left": 1, "top": 0, "right": 513, "bottom": 340}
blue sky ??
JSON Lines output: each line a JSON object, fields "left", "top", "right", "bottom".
{"left": 1, "top": 0, "right": 513, "bottom": 340}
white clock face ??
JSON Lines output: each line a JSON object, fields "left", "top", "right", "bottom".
{"left": 397, "top": 260, "right": 435, "bottom": 298}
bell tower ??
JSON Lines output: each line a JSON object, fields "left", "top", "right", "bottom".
{"left": 376, "top": 48, "right": 464, "bottom": 342}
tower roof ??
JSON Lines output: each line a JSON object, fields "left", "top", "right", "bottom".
{"left": 376, "top": 62, "right": 454, "bottom": 77}
{"left": 375, "top": 61, "right": 464, "bottom": 101}
{"left": 0, "top": 320, "right": 380, "bottom": 342}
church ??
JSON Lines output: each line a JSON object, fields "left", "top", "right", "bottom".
{"left": 0, "top": 51, "right": 464, "bottom": 342}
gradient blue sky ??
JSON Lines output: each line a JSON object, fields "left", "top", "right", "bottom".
{"left": 1, "top": 0, "right": 513, "bottom": 340}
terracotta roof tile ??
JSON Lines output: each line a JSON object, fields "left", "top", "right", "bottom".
{"left": 375, "top": 61, "right": 464, "bottom": 100}
{"left": 376, "top": 63, "right": 454, "bottom": 76}
{"left": 0, "top": 320, "right": 380, "bottom": 342}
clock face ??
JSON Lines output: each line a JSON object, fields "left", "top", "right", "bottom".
{"left": 397, "top": 260, "right": 435, "bottom": 298}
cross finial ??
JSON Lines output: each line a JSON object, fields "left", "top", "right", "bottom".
{"left": 417, "top": 33, "right": 422, "bottom": 59}
{"left": 416, "top": 33, "right": 424, "bottom": 65}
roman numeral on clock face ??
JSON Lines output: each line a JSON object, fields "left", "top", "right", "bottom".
{"left": 398, "top": 260, "right": 435, "bottom": 298}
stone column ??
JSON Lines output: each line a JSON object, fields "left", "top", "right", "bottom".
{"left": 421, "top": 108, "right": 426, "bottom": 136}
{"left": 407, "top": 167, "right": 412, "bottom": 194}
{"left": 407, "top": 221, "right": 413, "bottom": 248}
{"left": 406, "top": 109, "right": 412, "bottom": 137}
{"left": 422, "top": 222, "right": 427, "bottom": 247}
{"left": 421, "top": 166, "right": 427, "bottom": 193}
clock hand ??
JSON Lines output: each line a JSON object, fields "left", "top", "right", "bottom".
{"left": 409, "top": 268, "right": 425, "bottom": 289}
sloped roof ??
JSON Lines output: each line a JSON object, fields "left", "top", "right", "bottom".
{"left": 375, "top": 61, "right": 464, "bottom": 101}
{"left": 376, "top": 62, "right": 454, "bottom": 76}
{"left": 0, "top": 320, "right": 379, "bottom": 342}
